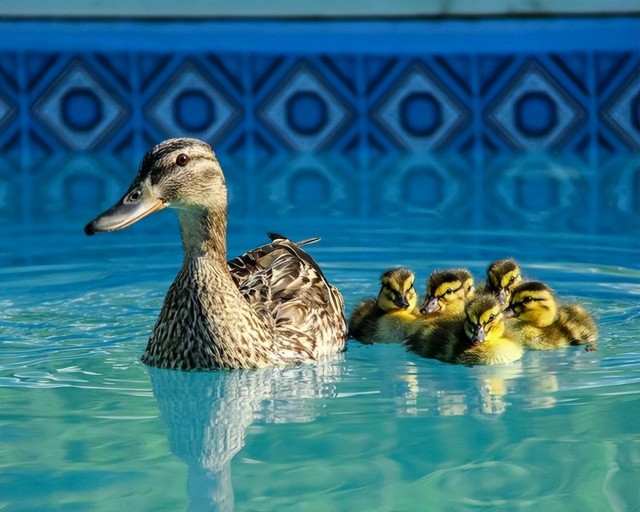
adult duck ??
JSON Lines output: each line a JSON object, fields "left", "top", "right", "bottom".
{"left": 84, "top": 138, "right": 348, "bottom": 370}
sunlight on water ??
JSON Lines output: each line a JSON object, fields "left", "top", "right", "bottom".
{"left": 1, "top": 221, "right": 638, "bottom": 511}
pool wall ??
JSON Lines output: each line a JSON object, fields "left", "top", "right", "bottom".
{"left": 0, "top": 17, "right": 638, "bottom": 234}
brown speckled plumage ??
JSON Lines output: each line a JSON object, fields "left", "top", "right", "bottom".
{"left": 85, "top": 138, "right": 347, "bottom": 370}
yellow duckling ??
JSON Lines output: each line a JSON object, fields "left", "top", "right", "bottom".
{"left": 484, "top": 258, "right": 523, "bottom": 305}
{"left": 505, "top": 281, "right": 598, "bottom": 351}
{"left": 405, "top": 294, "right": 523, "bottom": 365}
{"left": 84, "top": 138, "right": 347, "bottom": 370}
{"left": 418, "top": 268, "right": 475, "bottom": 317}
{"left": 349, "top": 267, "right": 419, "bottom": 344}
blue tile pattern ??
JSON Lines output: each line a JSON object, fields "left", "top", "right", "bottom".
{"left": 0, "top": 18, "right": 638, "bottom": 234}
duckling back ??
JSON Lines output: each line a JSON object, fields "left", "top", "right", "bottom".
{"left": 557, "top": 304, "right": 599, "bottom": 346}
{"left": 348, "top": 299, "right": 383, "bottom": 344}
{"left": 404, "top": 317, "right": 467, "bottom": 362}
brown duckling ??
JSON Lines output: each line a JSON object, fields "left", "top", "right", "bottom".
{"left": 484, "top": 258, "right": 523, "bottom": 305}
{"left": 349, "top": 267, "right": 419, "bottom": 344}
{"left": 405, "top": 294, "right": 523, "bottom": 365}
{"left": 505, "top": 281, "right": 598, "bottom": 351}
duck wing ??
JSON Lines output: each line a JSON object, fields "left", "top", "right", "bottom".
{"left": 236, "top": 237, "right": 347, "bottom": 362}
{"left": 227, "top": 233, "right": 320, "bottom": 288}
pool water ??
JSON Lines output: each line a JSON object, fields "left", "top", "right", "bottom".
{"left": 1, "top": 218, "right": 639, "bottom": 511}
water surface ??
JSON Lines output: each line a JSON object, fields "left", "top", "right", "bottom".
{"left": 1, "top": 219, "right": 638, "bottom": 511}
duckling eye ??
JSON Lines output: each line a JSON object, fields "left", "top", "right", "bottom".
{"left": 176, "top": 153, "right": 190, "bottom": 166}
{"left": 445, "top": 288, "right": 452, "bottom": 295}
{"left": 522, "top": 296, "right": 533, "bottom": 304}
{"left": 487, "top": 314, "right": 495, "bottom": 323}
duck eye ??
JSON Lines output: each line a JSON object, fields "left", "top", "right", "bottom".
{"left": 445, "top": 288, "right": 452, "bottom": 295}
{"left": 176, "top": 153, "right": 190, "bottom": 166}
{"left": 522, "top": 296, "right": 532, "bottom": 304}
{"left": 126, "top": 188, "right": 142, "bottom": 202}
{"left": 488, "top": 314, "right": 495, "bottom": 323}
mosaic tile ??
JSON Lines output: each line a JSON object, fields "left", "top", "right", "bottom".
{"left": 257, "top": 59, "right": 355, "bottom": 152}
{"left": 32, "top": 59, "right": 129, "bottom": 151}
{"left": 0, "top": 19, "right": 636, "bottom": 235}
{"left": 145, "top": 59, "right": 242, "bottom": 146}
{"left": 372, "top": 61, "right": 470, "bottom": 150}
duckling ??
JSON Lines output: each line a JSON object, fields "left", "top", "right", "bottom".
{"left": 84, "top": 138, "right": 348, "bottom": 370}
{"left": 349, "top": 267, "right": 419, "bottom": 344}
{"left": 484, "top": 258, "right": 523, "bottom": 305}
{"left": 418, "top": 268, "right": 475, "bottom": 317}
{"left": 405, "top": 294, "right": 523, "bottom": 365}
{"left": 505, "top": 281, "right": 598, "bottom": 351}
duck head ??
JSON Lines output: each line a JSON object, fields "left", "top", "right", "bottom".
{"left": 485, "top": 258, "right": 522, "bottom": 305}
{"left": 464, "top": 295, "right": 505, "bottom": 345}
{"left": 419, "top": 268, "right": 474, "bottom": 315}
{"left": 504, "top": 281, "right": 557, "bottom": 328}
{"left": 377, "top": 268, "right": 418, "bottom": 313}
{"left": 84, "top": 138, "right": 225, "bottom": 236}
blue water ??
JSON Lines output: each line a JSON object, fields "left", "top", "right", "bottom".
{"left": 1, "top": 217, "right": 639, "bottom": 511}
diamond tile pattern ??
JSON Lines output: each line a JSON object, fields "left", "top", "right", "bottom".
{"left": 33, "top": 61, "right": 128, "bottom": 150}
{"left": 0, "top": 20, "right": 637, "bottom": 234}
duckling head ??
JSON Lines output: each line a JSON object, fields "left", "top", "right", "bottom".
{"left": 377, "top": 268, "right": 418, "bottom": 313}
{"left": 84, "top": 138, "right": 225, "bottom": 236}
{"left": 464, "top": 295, "right": 505, "bottom": 345}
{"left": 485, "top": 258, "right": 522, "bottom": 305}
{"left": 505, "top": 281, "right": 557, "bottom": 328}
{"left": 419, "top": 268, "right": 474, "bottom": 315}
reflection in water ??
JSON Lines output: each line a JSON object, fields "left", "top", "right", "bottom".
{"left": 148, "top": 345, "right": 603, "bottom": 509}
{"left": 148, "top": 356, "right": 344, "bottom": 511}
{"left": 382, "top": 348, "right": 600, "bottom": 419}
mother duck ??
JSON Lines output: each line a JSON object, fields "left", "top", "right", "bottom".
{"left": 84, "top": 138, "right": 348, "bottom": 370}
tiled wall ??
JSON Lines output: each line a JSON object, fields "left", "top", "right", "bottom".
{"left": 0, "top": 18, "right": 638, "bottom": 234}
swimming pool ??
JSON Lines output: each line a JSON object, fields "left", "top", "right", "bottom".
{"left": 1, "top": 212, "right": 638, "bottom": 510}
{"left": 1, "top": 12, "right": 639, "bottom": 511}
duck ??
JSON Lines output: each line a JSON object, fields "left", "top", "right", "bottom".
{"left": 405, "top": 294, "right": 523, "bottom": 365}
{"left": 505, "top": 280, "right": 598, "bottom": 351}
{"left": 348, "top": 267, "right": 419, "bottom": 344}
{"left": 484, "top": 258, "right": 523, "bottom": 305}
{"left": 418, "top": 268, "right": 475, "bottom": 317}
{"left": 84, "top": 138, "right": 348, "bottom": 370}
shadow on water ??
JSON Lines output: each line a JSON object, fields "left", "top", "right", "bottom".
{"left": 148, "top": 356, "right": 345, "bottom": 511}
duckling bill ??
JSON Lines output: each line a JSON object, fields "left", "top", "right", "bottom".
{"left": 84, "top": 138, "right": 348, "bottom": 370}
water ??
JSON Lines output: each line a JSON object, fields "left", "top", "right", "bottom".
{"left": 1, "top": 217, "right": 639, "bottom": 511}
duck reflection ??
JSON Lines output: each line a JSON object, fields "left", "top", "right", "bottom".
{"left": 148, "top": 356, "right": 344, "bottom": 511}
{"left": 381, "top": 355, "right": 525, "bottom": 418}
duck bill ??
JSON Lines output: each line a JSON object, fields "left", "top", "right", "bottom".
{"left": 394, "top": 295, "right": 410, "bottom": 310}
{"left": 503, "top": 306, "right": 516, "bottom": 319}
{"left": 84, "top": 185, "right": 165, "bottom": 236}
{"left": 497, "top": 289, "right": 507, "bottom": 305}
{"left": 420, "top": 297, "right": 440, "bottom": 315}
{"left": 471, "top": 325, "right": 486, "bottom": 345}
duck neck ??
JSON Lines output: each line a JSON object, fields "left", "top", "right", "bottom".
{"left": 177, "top": 205, "right": 228, "bottom": 264}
